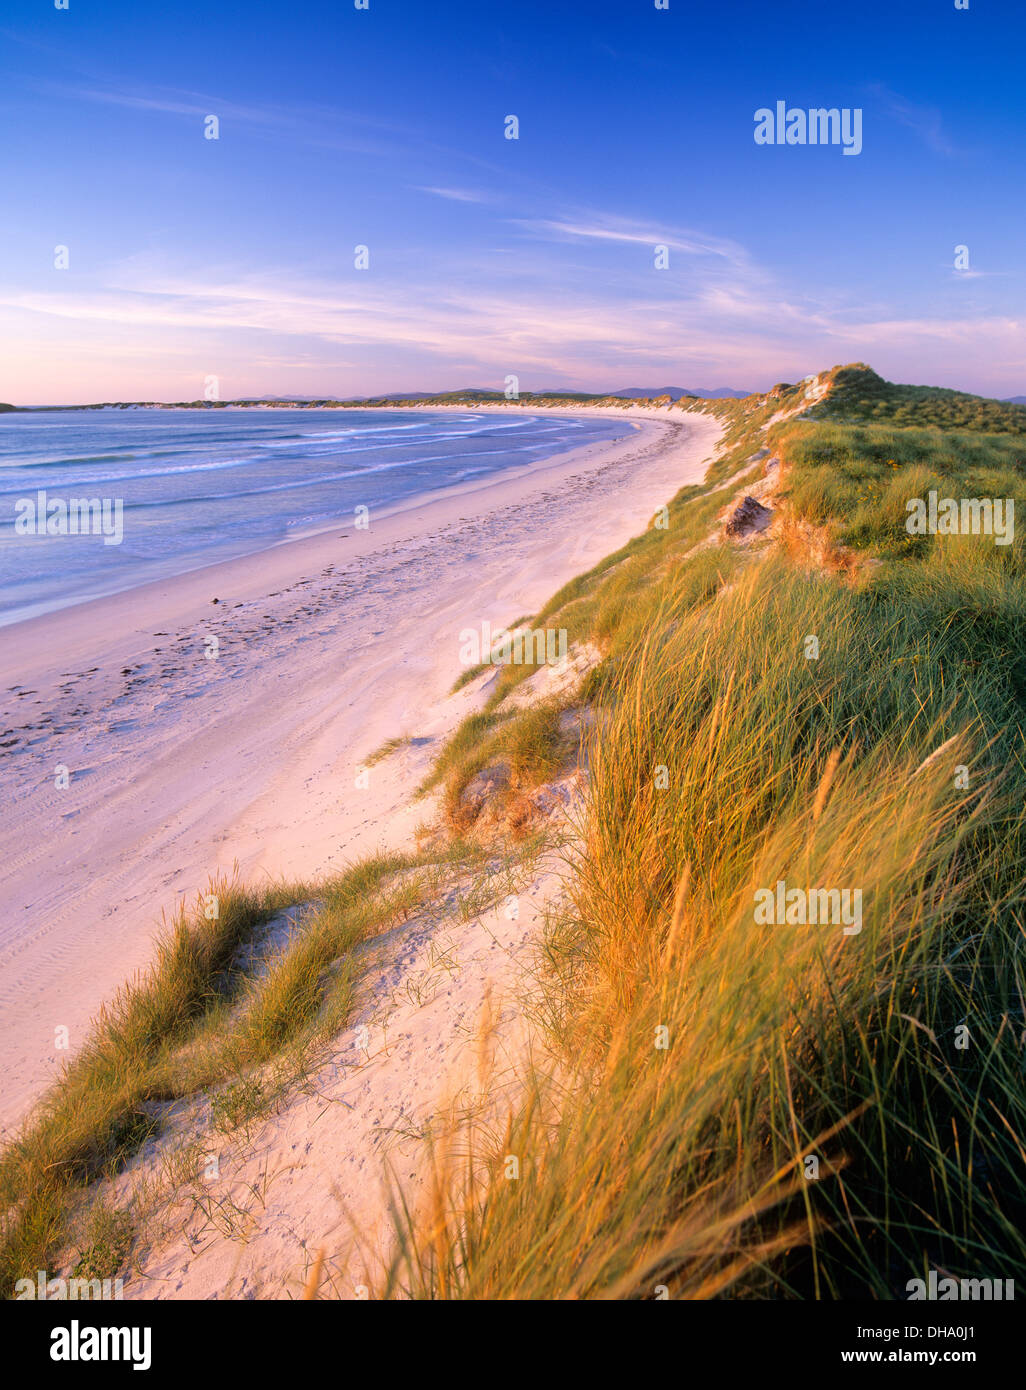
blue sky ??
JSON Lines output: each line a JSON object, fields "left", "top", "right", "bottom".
{"left": 1, "top": 0, "right": 1023, "bottom": 403}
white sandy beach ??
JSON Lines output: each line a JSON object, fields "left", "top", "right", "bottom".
{"left": 0, "top": 405, "right": 721, "bottom": 1150}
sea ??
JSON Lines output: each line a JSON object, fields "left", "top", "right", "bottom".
{"left": 0, "top": 407, "right": 633, "bottom": 627}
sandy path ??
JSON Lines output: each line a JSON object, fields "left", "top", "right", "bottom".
{"left": 0, "top": 407, "right": 720, "bottom": 1136}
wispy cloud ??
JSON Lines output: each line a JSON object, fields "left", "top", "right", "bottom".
{"left": 416, "top": 186, "right": 494, "bottom": 204}
{"left": 59, "top": 86, "right": 273, "bottom": 123}
{"left": 35, "top": 82, "right": 282, "bottom": 125}
{"left": 871, "top": 85, "right": 961, "bottom": 157}
{"left": 511, "top": 215, "right": 755, "bottom": 269}
{"left": 821, "top": 314, "right": 1022, "bottom": 347}
{"left": 29, "top": 80, "right": 415, "bottom": 156}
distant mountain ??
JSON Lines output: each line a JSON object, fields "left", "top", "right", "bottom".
{"left": 609, "top": 385, "right": 750, "bottom": 400}
{"left": 1003, "top": 396, "right": 1026, "bottom": 405}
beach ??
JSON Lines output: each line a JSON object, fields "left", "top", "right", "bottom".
{"left": 0, "top": 405, "right": 721, "bottom": 1137}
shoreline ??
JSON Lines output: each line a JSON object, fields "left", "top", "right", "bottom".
{"left": 0, "top": 405, "right": 636, "bottom": 633}
{"left": 0, "top": 406, "right": 721, "bottom": 1134}
{"left": 0, "top": 406, "right": 649, "bottom": 664}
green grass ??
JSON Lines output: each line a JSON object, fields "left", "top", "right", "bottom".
{"left": 449, "top": 662, "right": 490, "bottom": 694}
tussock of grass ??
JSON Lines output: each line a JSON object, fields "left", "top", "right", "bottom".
{"left": 418, "top": 710, "right": 509, "bottom": 797}
{"left": 449, "top": 662, "right": 489, "bottom": 694}
{"left": 363, "top": 734, "right": 412, "bottom": 766}
{"left": 501, "top": 703, "right": 567, "bottom": 787}
{"left": 231, "top": 865, "right": 427, "bottom": 1060}
{"left": 420, "top": 698, "right": 578, "bottom": 834}
{"left": 0, "top": 854, "right": 427, "bottom": 1296}
{"left": 70, "top": 1203, "right": 134, "bottom": 1283}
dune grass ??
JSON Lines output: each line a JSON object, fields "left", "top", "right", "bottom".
{"left": 381, "top": 558, "right": 1026, "bottom": 1300}
{"left": 375, "top": 366, "right": 1026, "bottom": 1299}
{"left": 773, "top": 418, "right": 1026, "bottom": 561}
{"left": 813, "top": 362, "right": 1026, "bottom": 434}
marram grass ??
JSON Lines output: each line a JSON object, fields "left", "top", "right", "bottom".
{"left": 374, "top": 368, "right": 1026, "bottom": 1300}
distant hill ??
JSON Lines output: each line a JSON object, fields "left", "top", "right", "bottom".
{"left": 245, "top": 385, "right": 753, "bottom": 404}
{"left": 1004, "top": 395, "right": 1026, "bottom": 405}
{"left": 371, "top": 386, "right": 754, "bottom": 401}
{"left": 240, "top": 394, "right": 327, "bottom": 403}
{"left": 369, "top": 389, "right": 501, "bottom": 402}
{"left": 609, "top": 385, "right": 750, "bottom": 400}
